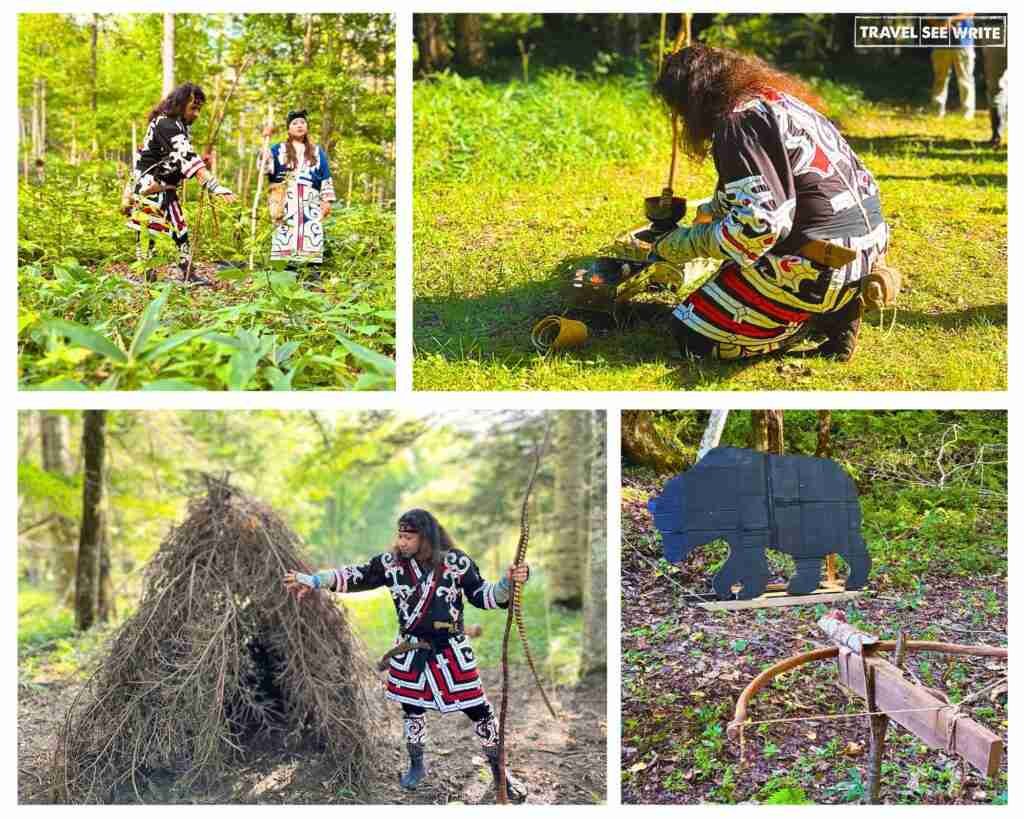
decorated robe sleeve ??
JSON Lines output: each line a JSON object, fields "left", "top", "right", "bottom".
{"left": 318, "top": 147, "right": 336, "bottom": 202}
{"left": 158, "top": 118, "right": 206, "bottom": 180}
{"left": 315, "top": 553, "right": 387, "bottom": 593}
{"left": 262, "top": 143, "right": 283, "bottom": 182}
{"left": 461, "top": 558, "right": 511, "bottom": 610}
{"left": 656, "top": 105, "right": 796, "bottom": 268}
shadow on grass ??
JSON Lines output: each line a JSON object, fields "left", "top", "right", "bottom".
{"left": 414, "top": 255, "right": 806, "bottom": 387}
{"left": 845, "top": 133, "right": 1004, "bottom": 158}
{"left": 875, "top": 172, "right": 1006, "bottom": 188}
{"left": 876, "top": 303, "right": 1007, "bottom": 331}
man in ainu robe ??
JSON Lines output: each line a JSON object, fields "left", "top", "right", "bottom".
{"left": 285, "top": 508, "right": 530, "bottom": 801}
{"left": 124, "top": 82, "right": 236, "bottom": 285}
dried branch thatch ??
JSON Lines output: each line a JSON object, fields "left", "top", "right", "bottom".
{"left": 55, "top": 476, "right": 384, "bottom": 802}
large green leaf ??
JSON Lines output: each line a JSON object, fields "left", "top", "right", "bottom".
{"left": 335, "top": 335, "right": 395, "bottom": 378}
{"left": 141, "top": 379, "right": 204, "bottom": 391}
{"left": 128, "top": 285, "right": 171, "bottom": 358}
{"left": 228, "top": 350, "right": 260, "bottom": 390}
{"left": 46, "top": 320, "right": 127, "bottom": 363}
{"left": 140, "top": 328, "right": 212, "bottom": 362}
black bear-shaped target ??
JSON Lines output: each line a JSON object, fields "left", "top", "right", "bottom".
{"left": 648, "top": 447, "right": 870, "bottom": 600}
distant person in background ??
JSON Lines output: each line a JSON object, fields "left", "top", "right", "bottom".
{"left": 648, "top": 45, "right": 891, "bottom": 363}
{"left": 261, "top": 110, "right": 337, "bottom": 277}
{"left": 124, "top": 82, "right": 237, "bottom": 285}
{"left": 981, "top": 45, "right": 1007, "bottom": 148}
{"left": 930, "top": 13, "right": 976, "bottom": 119}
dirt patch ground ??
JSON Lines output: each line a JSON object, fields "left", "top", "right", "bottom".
{"left": 19, "top": 666, "right": 605, "bottom": 805}
{"left": 621, "top": 472, "right": 1008, "bottom": 805}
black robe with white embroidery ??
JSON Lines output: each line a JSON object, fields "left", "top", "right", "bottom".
{"left": 327, "top": 549, "right": 507, "bottom": 712}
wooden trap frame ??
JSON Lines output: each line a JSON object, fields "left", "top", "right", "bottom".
{"left": 727, "top": 612, "right": 1007, "bottom": 803}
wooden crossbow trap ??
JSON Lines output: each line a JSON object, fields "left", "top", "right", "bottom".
{"left": 729, "top": 611, "right": 1007, "bottom": 804}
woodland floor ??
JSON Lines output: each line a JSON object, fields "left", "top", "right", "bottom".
{"left": 621, "top": 471, "right": 1008, "bottom": 805}
{"left": 18, "top": 666, "right": 606, "bottom": 805}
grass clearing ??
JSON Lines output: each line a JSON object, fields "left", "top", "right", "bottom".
{"left": 414, "top": 71, "right": 1006, "bottom": 391}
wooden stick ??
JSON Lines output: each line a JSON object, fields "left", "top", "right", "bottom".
{"left": 248, "top": 103, "right": 273, "bottom": 271}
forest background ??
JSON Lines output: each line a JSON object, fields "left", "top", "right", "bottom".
{"left": 18, "top": 409, "right": 606, "bottom": 685}
{"left": 19, "top": 13, "right": 396, "bottom": 390}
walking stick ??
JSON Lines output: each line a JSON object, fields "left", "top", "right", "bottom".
{"left": 497, "top": 421, "right": 555, "bottom": 804}
{"left": 248, "top": 103, "right": 273, "bottom": 271}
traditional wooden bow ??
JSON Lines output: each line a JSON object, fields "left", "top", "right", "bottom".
{"left": 496, "top": 420, "right": 556, "bottom": 804}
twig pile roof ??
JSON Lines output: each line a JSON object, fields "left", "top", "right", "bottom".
{"left": 56, "top": 475, "right": 384, "bottom": 802}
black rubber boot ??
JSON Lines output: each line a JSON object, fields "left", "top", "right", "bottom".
{"left": 814, "top": 295, "right": 864, "bottom": 362}
{"left": 399, "top": 743, "right": 426, "bottom": 790}
{"left": 485, "top": 747, "right": 527, "bottom": 803}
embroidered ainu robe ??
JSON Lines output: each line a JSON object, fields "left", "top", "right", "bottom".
{"left": 327, "top": 549, "right": 507, "bottom": 712}
{"left": 663, "top": 89, "right": 889, "bottom": 359}
{"left": 126, "top": 115, "right": 207, "bottom": 265}
{"left": 263, "top": 142, "right": 337, "bottom": 264}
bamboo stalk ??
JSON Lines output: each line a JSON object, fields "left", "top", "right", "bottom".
{"left": 249, "top": 104, "right": 273, "bottom": 270}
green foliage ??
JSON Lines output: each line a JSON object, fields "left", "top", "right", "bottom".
{"left": 415, "top": 71, "right": 662, "bottom": 187}
{"left": 701, "top": 13, "right": 837, "bottom": 67}
{"left": 763, "top": 786, "right": 814, "bottom": 805}
{"left": 19, "top": 172, "right": 395, "bottom": 390}
{"left": 18, "top": 461, "right": 81, "bottom": 519}
{"left": 18, "top": 586, "right": 76, "bottom": 654}
{"left": 19, "top": 14, "right": 394, "bottom": 195}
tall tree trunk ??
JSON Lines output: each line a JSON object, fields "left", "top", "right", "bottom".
{"left": 454, "top": 14, "right": 487, "bottom": 72}
{"left": 162, "top": 14, "right": 175, "bottom": 96}
{"left": 582, "top": 412, "right": 607, "bottom": 675}
{"left": 40, "top": 79, "right": 47, "bottom": 158}
{"left": 414, "top": 14, "right": 451, "bottom": 76}
{"left": 98, "top": 468, "right": 115, "bottom": 622}
{"left": 749, "top": 410, "right": 784, "bottom": 454}
{"left": 546, "top": 412, "right": 588, "bottom": 609}
{"left": 816, "top": 411, "right": 833, "bottom": 458}
{"left": 40, "top": 412, "right": 78, "bottom": 590}
{"left": 75, "top": 410, "right": 106, "bottom": 631}
{"left": 303, "top": 14, "right": 315, "bottom": 66}
{"left": 621, "top": 411, "right": 687, "bottom": 474}
{"left": 31, "top": 79, "right": 40, "bottom": 162}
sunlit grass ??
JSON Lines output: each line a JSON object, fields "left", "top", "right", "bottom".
{"left": 414, "top": 74, "right": 1006, "bottom": 391}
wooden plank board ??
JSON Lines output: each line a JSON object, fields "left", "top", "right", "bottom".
{"left": 835, "top": 647, "right": 1002, "bottom": 778}
{"left": 698, "top": 590, "right": 861, "bottom": 611}
{"left": 764, "top": 579, "right": 846, "bottom": 593}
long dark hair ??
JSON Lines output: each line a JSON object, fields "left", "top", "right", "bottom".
{"left": 397, "top": 509, "right": 455, "bottom": 562}
{"left": 148, "top": 82, "right": 206, "bottom": 123}
{"left": 284, "top": 133, "right": 319, "bottom": 170}
{"left": 654, "top": 44, "right": 824, "bottom": 158}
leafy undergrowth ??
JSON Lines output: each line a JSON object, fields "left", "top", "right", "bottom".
{"left": 620, "top": 432, "right": 1008, "bottom": 804}
{"left": 19, "top": 163, "right": 395, "bottom": 390}
{"left": 414, "top": 71, "right": 1006, "bottom": 391}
